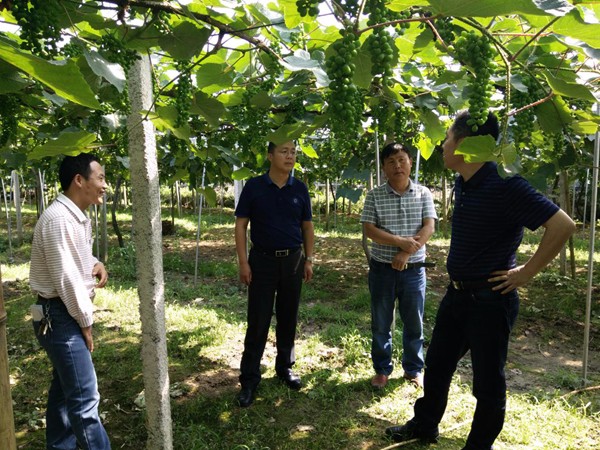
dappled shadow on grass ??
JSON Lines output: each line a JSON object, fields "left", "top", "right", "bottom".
{"left": 168, "top": 366, "right": 469, "bottom": 450}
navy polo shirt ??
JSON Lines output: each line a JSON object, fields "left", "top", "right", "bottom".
{"left": 235, "top": 172, "right": 312, "bottom": 250}
{"left": 447, "top": 162, "right": 559, "bottom": 281}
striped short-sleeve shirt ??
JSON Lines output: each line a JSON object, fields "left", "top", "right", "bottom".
{"left": 447, "top": 162, "right": 559, "bottom": 280}
{"left": 361, "top": 180, "right": 438, "bottom": 263}
{"left": 29, "top": 194, "right": 98, "bottom": 328}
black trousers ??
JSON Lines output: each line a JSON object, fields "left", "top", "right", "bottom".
{"left": 413, "top": 284, "right": 519, "bottom": 449}
{"left": 239, "top": 248, "right": 304, "bottom": 388}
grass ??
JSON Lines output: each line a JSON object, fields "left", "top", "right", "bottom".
{"left": 1, "top": 206, "right": 599, "bottom": 449}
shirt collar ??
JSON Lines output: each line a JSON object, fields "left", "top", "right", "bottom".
{"left": 263, "top": 172, "right": 294, "bottom": 187}
{"left": 463, "top": 162, "right": 497, "bottom": 189}
{"left": 55, "top": 193, "right": 89, "bottom": 223}
{"left": 385, "top": 179, "right": 413, "bottom": 196}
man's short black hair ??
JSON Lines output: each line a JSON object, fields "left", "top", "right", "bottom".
{"left": 450, "top": 110, "right": 500, "bottom": 142}
{"left": 59, "top": 153, "right": 100, "bottom": 192}
{"left": 268, "top": 142, "right": 277, "bottom": 153}
{"left": 380, "top": 142, "right": 412, "bottom": 163}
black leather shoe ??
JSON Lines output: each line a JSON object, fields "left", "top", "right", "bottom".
{"left": 237, "top": 386, "right": 256, "bottom": 408}
{"left": 385, "top": 420, "right": 439, "bottom": 443}
{"left": 277, "top": 369, "right": 302, "bottom": 390}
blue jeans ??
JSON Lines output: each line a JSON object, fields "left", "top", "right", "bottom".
{"left": 368, "top": 259, "right": 426, "bottom": 377}
{"left": 413, "top": 284, "right": 519, "bottom": 450}
{"left": 33, "top": 298, "right": 110, "bottom": 450}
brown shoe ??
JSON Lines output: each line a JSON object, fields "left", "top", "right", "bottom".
{"left": 371, "top": 373, "right": 389, "bottom": 389}
{"left": 403, "top": 372, "right": 423, "bottom": 388}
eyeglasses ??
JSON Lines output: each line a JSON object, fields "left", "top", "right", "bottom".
{"left": 276, "top": 149, "right": 297, "bottom": 157}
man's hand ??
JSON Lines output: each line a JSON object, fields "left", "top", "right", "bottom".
{"left": 92, "top": 262, "right": 108, "bottom": 288}
{"left": 81, "top": 326, "right": 94, "bottom": 352}
{"left": 398, "top": 235, "right": 422, "bottom": 254}
{"left": 239, "top": 261, "right": 252, "bottom": 286}
{"left": 304, "top": 260, "right": 313, "bottom": 282}
{"left": 391, "top": 251, "right": 410, "bottom": 271}
{"left": 489, "top": 266, "right": 533, "bottom": 294}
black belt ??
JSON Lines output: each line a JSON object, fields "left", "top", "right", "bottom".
{"left": 37, "top": 295, "right": 61, "bottom": 302}
{"left": 450, "top": 279, "right": 497, "bottom": 290}
{"left": 403, "top": 262, "right": 436, "bottom": 270}
{"left": 252, "top": 246, "right": 301, "bottom": 257}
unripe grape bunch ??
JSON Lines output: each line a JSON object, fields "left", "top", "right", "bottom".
{"left": 325, "top": 29, "right": 363, "bottom": 142}
{"left": 454, "top": 31, "right": 495, "bottom": 131}
{"left": 364, "top": 0, "right": 397, "bottom": 83}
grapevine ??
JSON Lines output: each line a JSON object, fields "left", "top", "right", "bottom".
{"left": 453, "top": 30, "right": 495, "bottom": 131}
{"left": 174, "top": 60, "right": 193, "bottom": 128}
{"left": 364, "top": 0, "right": 396, "bottom": 83}
{"left": 11, "top": 0, "right": 61, "bottom": 57}
{"left": 295, "top": 0, "right": 321, "bottom": 17}
{"left": 0, "top": 94, "right": 19, "bottom": 146}
{"left": 325, "top": 28, "right": 363, "bottom": 144}
{"left": 99, "top": 34, "right": 140, "bottom": 73}
{"left": 433, "top": 17, "right": 457, "bottom": 45}
{"left": 510, "top": 75, "right": 543, "bottom": 149}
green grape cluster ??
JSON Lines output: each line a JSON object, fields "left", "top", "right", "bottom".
{"left": 454, "top": 31, "right": 494, "bottom": 131}
{"left": 364, "top": 0, "right": 396, "bottom": 83}
{"left": 434, "top": 17, "right": 457, "bottom": 44}
{"left": 389, "top": 8, "right": 411, "bottom": 36}
{"left": 284, "top": 96, "right": 306, "bottom": 124}
{"left": 325, "top": 29, "right": 363, "bottom": 141}
{"left": 296, "top": 0, "right": 321, "bottom": 17}
{"left": 393, "top": 104, "right": 419, "bottom": 147}
{"left": 99, "top": 34, "right": 140, "bottom": 73}
{"left": 174, "top": 61, "right": 193, "bottom": 128}
{"left": 511, "top": 75, "right": 542, "bottom": 148}
{"left": 0, "top": 94, "right": 19, "bottom": 146}
{"left": 62, "top": 42, "right": 84, "bottom": 58}
{"left": 11, "top": 0, "right": 61, "bottom": 57}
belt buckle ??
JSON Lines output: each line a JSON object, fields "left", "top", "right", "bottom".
{"left": 451, "top": 280, "right": 463, "bottom": 290}
{"left": 275, "top": 249, "right": 289, "bottom": 257}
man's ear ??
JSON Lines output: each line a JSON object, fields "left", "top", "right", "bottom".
{"left": 73, "top": 173, "right": 84, "bottom": 187}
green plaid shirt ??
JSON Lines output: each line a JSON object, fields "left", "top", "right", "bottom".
{"left": 360, "top": 180, "right": 437, "bottom": 263}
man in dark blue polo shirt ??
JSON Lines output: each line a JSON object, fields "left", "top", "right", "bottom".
{"left": 234, "top": 140, "right": 314, "bottom": 408}
{"left": 385, "top": 111, "right": 576, "bottom": 449}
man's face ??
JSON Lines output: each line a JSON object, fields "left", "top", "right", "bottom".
{"left": 268, "top": 141, "right": 297, "bottom": 172}
{"left": 382, "top": 150, "right": 412, "bottom": 184}
{"left": 81, "top": 161, "right": 107, "bottom": 205}
{"left": 441, "top": 128, "right": 464, "bottom": 170}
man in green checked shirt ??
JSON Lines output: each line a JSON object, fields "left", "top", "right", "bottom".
{"left": 361, "top": 142, "right": 437, "bottom": 390}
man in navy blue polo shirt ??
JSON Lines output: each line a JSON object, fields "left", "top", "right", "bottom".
{"left": 385, "top": 111, "right": 576, "bottom": 449}
{"left": 234, "top": 140, "right": 314, "bottom": 408}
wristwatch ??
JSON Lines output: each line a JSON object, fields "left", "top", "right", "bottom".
{"left": 305, "top": 256, "right": 314, "bottom": 263}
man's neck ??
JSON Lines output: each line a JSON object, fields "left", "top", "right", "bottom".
{"left": 388, "top": 178, "right": 410, "bottom": 193}
{"left": 458, "top": 162, "right": 485, "bottom": 182}
{"left": 269, "top": 168, "right": 290, "bottom": 188}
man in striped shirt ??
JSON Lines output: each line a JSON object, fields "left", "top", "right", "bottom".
{"left": 386, "top": 112, "right": 576, "bottom": 450}
{"left": 29, "top": 153, "right": 110, "bottom": 450}
{"left": 361, "top": 142, "right": 437, "bottom": 390}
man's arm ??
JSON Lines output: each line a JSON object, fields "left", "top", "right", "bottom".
{"left": 235, "top": 217, "right": 252, "bottom": 285}
{"left": 301, "top": 220, "right": 314, "bottom": 282}
{"left": 490, "top": 209, "right": 576, "bottom": 294}
{"left": 390, "top": 217, "right": 436, "bottom": 270}
{"left": 363, "top": 222, "right": 422, "bottom": 254}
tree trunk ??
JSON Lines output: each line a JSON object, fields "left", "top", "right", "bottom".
{"left": 0, "top": 265, "right": 17, "bottom": 450}
{"left": 127, "top": 54, "right": 173, "bottom": 450}
{"left": 11, "top": 171, "right": 22, "bottom": 246}
{"left": 559, "top": 171, "right": 576, "bottom": 278}
{"left": 111, "top": 175, "right": 125, "bottom": 248}
{"left": 100, "top": 197, "right": 108, "bottom": 262}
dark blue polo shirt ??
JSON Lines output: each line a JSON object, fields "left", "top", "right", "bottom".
{"left": 447, "top": 162, "right": 559, "bottom": 281}
{"left": 235, "top": 172, "right": 312, "bottom": 250}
